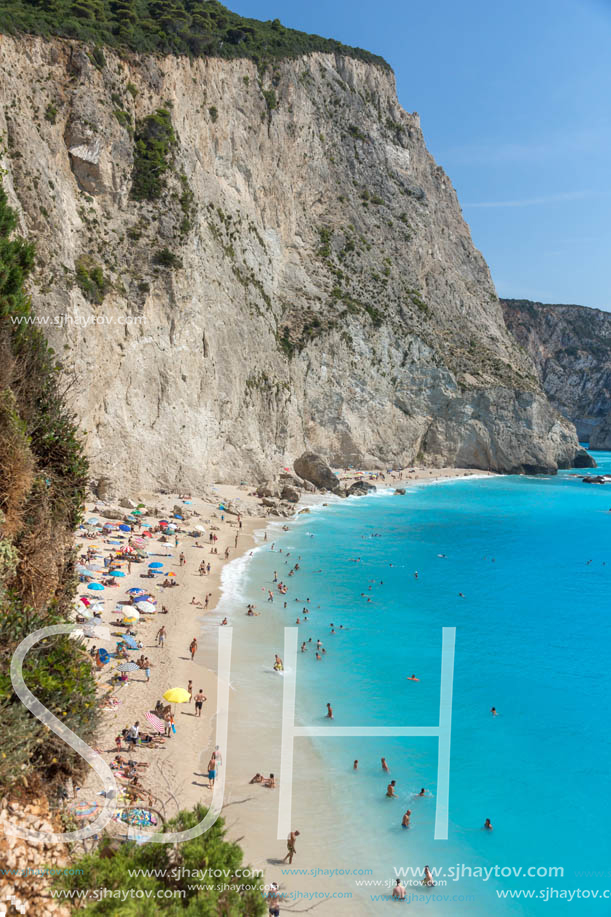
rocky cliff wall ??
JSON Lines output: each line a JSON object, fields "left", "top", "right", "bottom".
{"left": 0, "top": 35, "right": 590, "bottom": 490}
{"left": 502, "top": 298, "right": 611, "bottom": 446}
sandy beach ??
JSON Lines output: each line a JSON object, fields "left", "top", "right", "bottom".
{"left": 76, "top": 466, "right": 491, "bottom": 913}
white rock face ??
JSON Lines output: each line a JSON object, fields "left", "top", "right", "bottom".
{"left": 0, "top": 36, "right": 591, "bottom": 489}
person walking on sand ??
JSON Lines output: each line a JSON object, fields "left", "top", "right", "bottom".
{"left": 144, "top": 658, "right": 151, "bottom": 682}
{"left": 266, "top": 881, "right": 282, "bottom": 917}
{"left": 156, "top": 625, "right": 166, "bottom": 648}
{"left": 282, "top": 830, "right": 300, "bottom": 864}
{"left": 190, "top": 638, "right": 198, "bottom": 660}
{"left": 194, "top": 689, "right": 206, "bottom": 716}
{"left": 207, "top": 755, "right": 216, "bottom": 789}
{"left": 179, "top": 552, "right": 185, "bottom": 566}
{"left": 187, "top": 680, "right": 193, "bottom": 702}
{"left": 326, "top": 702, "right": 333, "bottom": 719}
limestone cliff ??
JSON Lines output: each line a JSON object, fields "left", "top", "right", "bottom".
{"left": 502, "top": 298, "right": 611, "bottom": 447}
{"left": 0, "top": 33, "right": 591, "bottom": 490}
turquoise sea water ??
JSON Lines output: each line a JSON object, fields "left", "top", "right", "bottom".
{"left": 231, "top": 455, "right": 611, "bottom": 914}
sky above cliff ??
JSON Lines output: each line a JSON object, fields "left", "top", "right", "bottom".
{"left": 232, "top": 0, "right": 610, "bottom": 311}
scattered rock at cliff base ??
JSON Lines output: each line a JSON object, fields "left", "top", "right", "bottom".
{"left": 582, "top": 475, "right": 609, "bottom": 484}
{"left": 293, "top": 452, "right": 340, "bottom": 493}
{"left": 345, "top": 480, "right": 377, "bottom": 496}
{"left": 281, "top": 485, "right": 300, "bottom": 503}
{"left": 394, "top": 487, "right": 406, "bottom": 495}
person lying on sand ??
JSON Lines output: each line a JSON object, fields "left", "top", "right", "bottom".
{"left": 249, "top": 773, "right": 264, "bottom": 784}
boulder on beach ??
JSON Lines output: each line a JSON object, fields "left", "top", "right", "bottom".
{"left": 294, "top": 452, "right": 340, "bottom": 493}
{"left": 345, "top": 480, "right": 377, "bottom": 496}
{"left": 281, "top": 485, "right": 300, "bottom": 503}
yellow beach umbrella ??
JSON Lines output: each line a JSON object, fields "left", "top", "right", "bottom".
{"left": 163, "top": 687, "right": 190, "bottom": 704}
{"left": 122, "top": 610, "right": 140, "bottom": 624}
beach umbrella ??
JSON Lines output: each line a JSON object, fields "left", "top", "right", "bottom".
{"left": 135, "top": 601, "right": 155, "bottom": 614}
{"left": 90, "top": 602, "right": 105, "bottom": 612}
{"left": 122, "top": 610, "right": 140, "bottom": 624}
{"left": 70, "top": 801, "right": 101, "bottom": 819}
{"left": 163, "top": 687, "right": 190, "bottom": 704}
{"left": 137, "top": 503, "right": 146, "bottom": 508}
{"left": 142, "top": 531, "right": 153, "bottom": 537}
{"left": 120, "top": 635, "right": 139, "bottom": 650}
{"left": 159, "top": 520, "right": 169, "bottom": 526}
{"left": 118, "top": 661, "right": 140, "bottom": 673}
{"left": 167, "top": 572, "right": 176, "bottom": 577}
{"left": 109, "top": 570, "right": 126, "bottom": 577}
{"left": 193, "top": 524, "right": 205, "bottom": 532}
{"left": 140, "top": 523, "right": 151, "bottom": 528}
{"left": 86, "top": 517, "right": 99, "bottom": 525}
{"left": 132, "top": 509, "right": 143, "bottom": 515}
{"left": 144, "top": 711, "right": 165, "bottom": 733}
{"left": 119, "top": 524, "right": 131, "bottom": 532}
{"left": 166, "top": 525, "right": 176, "bottom": 532}
{"left": 127, "top": 587, "right": 146, "bottom": 595}
{"left": 148, "top": 562, "right": 163, "bottom": 569}
{"left": 88, "top": 583, "right": 105, "bottom": 592}
{"left": 80, "top": 608, "right": 95, "bottom": 619}
{"left": 79, "top": 596, "right": 91, "bottom": 606}
{"left": 76, "top": 564, "right": 91, "bottom": 575}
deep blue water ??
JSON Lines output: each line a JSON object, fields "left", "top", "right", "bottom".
{"left": 238, "top": 456, "right": 611, "bottom": 914}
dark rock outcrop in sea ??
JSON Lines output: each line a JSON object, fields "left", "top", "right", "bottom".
{"left": 346, "top": 480, "right": 377, "bottom": 496}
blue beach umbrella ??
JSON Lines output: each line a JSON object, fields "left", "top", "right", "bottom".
{"left": 127, "top": 587, "right": 146, "bottom": 595}
{"left": 148, "top": 562, "right": 163, "bottom": 568}
{"left": 109, "top": 570, "right": 126, "bottom": 577}
{"left": 119, "top": 524, "right": 131, "bottom": 532}
{"left": 120, "top": 635, "right": 139, "bottom": 650}
{"left": 88, "top": 583, "right": 105, "bottom": 592}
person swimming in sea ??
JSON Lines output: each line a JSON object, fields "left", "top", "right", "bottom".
{"left": 407, "top": 674, "right": 419, "bottom": 681}
{"left": 484, "top": 818, "right": 493, "bottom": 830}
{"left": 386, "top": 780, "right": 398, "bottom": 798}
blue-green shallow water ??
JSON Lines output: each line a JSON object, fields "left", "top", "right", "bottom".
{"left": 236, "top": 456, "right": 611, "bottom": 914}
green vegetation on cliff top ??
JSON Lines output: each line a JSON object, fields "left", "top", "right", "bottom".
{"left": 0, "top": 0, "right": 390, "bottom": 70}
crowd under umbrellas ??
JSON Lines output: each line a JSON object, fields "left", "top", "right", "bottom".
{"left": 71, "top": 500, "right": 211, "bottom": 833}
